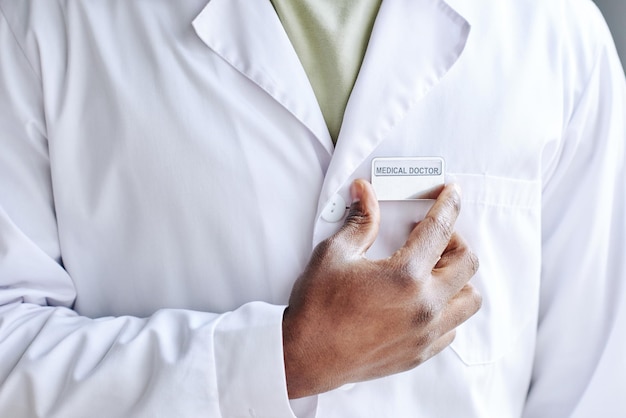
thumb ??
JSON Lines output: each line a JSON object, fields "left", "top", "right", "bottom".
{"left": 333, "top": 179, "right": 380, "bottom": 256}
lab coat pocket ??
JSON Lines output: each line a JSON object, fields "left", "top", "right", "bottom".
{"left": 366, "top": 173, "right": 542, "bottom": 366}
{"left": 447, "top": 173, "right": 542, "bottom": 366}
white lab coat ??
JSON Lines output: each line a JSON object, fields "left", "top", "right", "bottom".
{"left": 0, "top": 0, "right": 624, "bottom": 417}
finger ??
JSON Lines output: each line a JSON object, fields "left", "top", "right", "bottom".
{"left": 432, "top": 233, "right": 480, "bottom": 298}
{"left": 370, "top": 329, "right": 457, "bottom": 379}
{"left": 428, "top": 329, "right": 457, "bottom": 358}
{"left": 436, "top": 284, "right": 482, "bottom": 334}
{"left": 331, "top": 179, "right": 381, "bottom": 256}
{"left": 399, "top": 183, "right": 462, "bottom": 267}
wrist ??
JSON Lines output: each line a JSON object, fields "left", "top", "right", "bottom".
{"left": 282, "top": 307, "right": 330, "bottom": 399}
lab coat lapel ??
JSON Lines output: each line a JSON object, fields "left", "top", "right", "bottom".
{"left": 317, "top": 0, "right": 471, "bottom": 212}
{"left": 192, "top": 0, "right": 334, "bottom": 154}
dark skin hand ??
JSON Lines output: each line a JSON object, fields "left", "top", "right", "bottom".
{"left": 283, "top": 180, "right": 481, "bottom": 399}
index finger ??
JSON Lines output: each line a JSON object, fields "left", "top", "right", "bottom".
{"left": 399, "top": 183, "right": 462, "bottom": 268}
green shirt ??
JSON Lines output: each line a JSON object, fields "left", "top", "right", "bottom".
{"left": 271, "top": 0, "right": 382, "bottom": 144}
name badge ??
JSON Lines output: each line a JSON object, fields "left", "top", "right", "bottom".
{"left": 371, "top": 157, "right": 445, "bottom": 201}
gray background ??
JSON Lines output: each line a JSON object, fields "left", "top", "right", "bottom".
{"left": 594, "top": 0, "right": 625, "bottom": 69}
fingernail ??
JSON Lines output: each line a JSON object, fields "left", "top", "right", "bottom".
{"left": 451, "top": 183, "right": 462, "bottom": 197}
{"left": 351, "top": 180, "right": 364, "bottom": 203}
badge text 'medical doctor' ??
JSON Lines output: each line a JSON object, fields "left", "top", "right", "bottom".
{"left": 374, "top": 160, "right": 442, "bottom": 176}
{"left": 371, "top": 157, "right": 445, "bottom": 201}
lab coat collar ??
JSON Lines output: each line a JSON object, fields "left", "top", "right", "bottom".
{"left": 192, "top": 0, "right": 335, "bottom": 154}
{"left": 318, "top": 0, "right": 471, "bottom": 214}
{"left": 192, "top": 0, "right": 471, "bottom": 220}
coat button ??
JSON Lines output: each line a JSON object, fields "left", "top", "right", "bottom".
{"left": 321, "top": 194, "right": 347, "bottom": 223}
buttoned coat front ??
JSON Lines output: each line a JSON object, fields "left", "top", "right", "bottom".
{"left": 0, "top": 0, "right": 624, "bottom": 417}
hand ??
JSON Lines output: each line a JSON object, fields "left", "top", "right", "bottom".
{"left": 282, "top": 180, "right": 481, "bottom": 399}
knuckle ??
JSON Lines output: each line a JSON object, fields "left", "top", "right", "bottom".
{"left": 412, "top": 300, "right": 438, "bottom": 326}
{"left": 313, "top": 235, "right": 346, "bottom": 264}
{"left": 428, "top": 215, "right": 454, "bottom": 239}
{"left": 462, "top": 250, "right": 480, "bottom": 275}
{"left": 314, "top": 237, "right": 336, "bottom": 257}
{"left": 345, "top": 206, "right": 372, "bottom": 229}
{"left": 449, "top": 239, "right": 479, "bottom": 275}
{"left": 388, "top": 254, "right": 424, "bottom": 289}
{"left": 471, "top": 286, "right": 483, "bottom": 311}
{"left": 449, "top": 191, "right": 462, "bottom": 214}
{"left": 436, "top": 330, "right": 456, "bottom": 352}
{"left": 395, "top": 261, "right": 420, "bottom": 287}
{"left": 411, "top": 329, "right": 451, "bottom": 366}
{"left": 464, "top": 284, "right": 483, "bottom": 312}
{"left": 410, "top": 352, "right": 428, "bottom": 368}
{"left": 413, "top": 331, "right": 434, "bottom": 352}
{"left": 331, "top": 208, "right": 374, "bottom": 249}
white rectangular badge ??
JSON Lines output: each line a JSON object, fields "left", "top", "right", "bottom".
{"left": 371, "top": 157, "right": 445, "bottom": 201}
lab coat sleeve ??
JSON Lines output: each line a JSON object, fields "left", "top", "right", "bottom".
{"left": 0, "top": 9, "right": 295, "bottom": 418}
{"left": 523, "top": 2, "right": 626, "bottom": 417}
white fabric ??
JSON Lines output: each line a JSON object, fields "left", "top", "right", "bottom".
{"left": 0, "top": 0, "right": 624, "bottom": 417}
